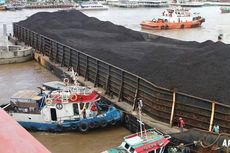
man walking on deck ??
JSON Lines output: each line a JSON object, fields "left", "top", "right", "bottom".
{"left": 178, "top": 117, "right": 185, "bottom": 133}
{"left": 213, "top": 123, "right": 219, "bottom": 134}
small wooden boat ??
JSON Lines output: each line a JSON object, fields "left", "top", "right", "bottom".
{"left": 140, "top": 7, "right": 205, "bottom": 30}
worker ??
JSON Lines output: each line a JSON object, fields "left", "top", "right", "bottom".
{"left": 218, "top": 34, "right": 223, "bottom": 41}
{"left": 213, "top": 123, "right": 219, "bottom": 134}
{"left": 90, "top": 103, "right": 98, "bottom": 117}
{"left": 82, "top": 108, "right": 86, "bottom": 119}
{"left": 178, "top": 117, "right": 185, "bottom": 133}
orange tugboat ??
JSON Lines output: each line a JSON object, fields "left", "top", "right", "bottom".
{"left": 140, "top": 7, "right": 205, "bottom": 30}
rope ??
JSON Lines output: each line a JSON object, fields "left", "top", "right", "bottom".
{"left": 198, "top": 133, "right": 221, "bottom": 149}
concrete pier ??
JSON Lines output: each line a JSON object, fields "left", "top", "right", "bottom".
{"left": 0, "top": 45, "right": 33, "bottom": 64}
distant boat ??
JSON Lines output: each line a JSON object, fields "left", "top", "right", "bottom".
{"left": 76, "top": 1, "right": 108, "bottom": 10}
{"left": 220, "top": 6, "right": 230, "bottom": 13}
{"left": 140, "top": 7, "right": 205, "bottom": 30}
{"left": 170, "top": 1, "right": 204, "bottom": 7}
{"left": 5, "top": 2, "right": 25, "bottom": 10}
{"left": 138, "top": 0, "right": 169, "bottom": 7}
{"left": 108, "top": 0, "right": 140, "bottom": 8}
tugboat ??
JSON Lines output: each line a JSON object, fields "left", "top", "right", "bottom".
{"left": 102, "top": 100, "right": 171, "bottom": 153}
{"left": 7, "top": 69, "right": 123, "bottom": 132}
{"left": 140, "top": 7, "right": 205, "bottom": 30}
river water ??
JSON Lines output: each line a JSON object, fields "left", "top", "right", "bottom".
{"left": 0, "top": 6, "right": 230, "bottom": 44}
{"left": 0, "top": 61, "right": 131, "bottom": 153}
{"left": 0, "top": 6, "right": 229, "bottom": 153}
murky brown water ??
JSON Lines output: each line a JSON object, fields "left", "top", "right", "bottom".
{"left": 0, "top": 60, "right": 131, "bottom": 153}
{"left": 31, "top": 127, "right": 131, "bottom": 153}
{"left": 0, "top": 60, "right": 58, "bottom": 105}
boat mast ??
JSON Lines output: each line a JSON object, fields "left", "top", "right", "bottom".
{"left": 137, "top": 99, "right": 144, "bottom": 137}
{"left": 70, "top": 67, "right": 79, "bottom": 86}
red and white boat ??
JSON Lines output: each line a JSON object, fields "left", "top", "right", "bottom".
{"left": 102, "top": 100, "right": 171, "bottom": 153}
{"left": 140, "top": 7, "right": 205, "bottom": 30}
{"left": 6, "top": 68, "right": 123, "bottom": 132}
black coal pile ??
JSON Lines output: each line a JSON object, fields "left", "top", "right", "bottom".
{"left": 18, "top": 10, "right": 230, "bottom": 105}
{"left": 170, "top": 129, "right": 230, "bottom": 152}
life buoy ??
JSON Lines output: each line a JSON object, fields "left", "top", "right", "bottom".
{"left": 46, "top": 98, "right": 52, "bottom": 105}
{"left": 110, "top": 119, "right": 116, "bottom": 126}
{"left": 94, "top": 121, "right": 100, "bottom": 128}
{"left": 89, "top": 122, "right": 95, "bottom": 129}
{"left": 71, "top": 123, "right": 78, "bottom": 130}
{"left": 51, "top": 91, "right": 61, "bottom": 100}
{"left": 100, "top": 120, "right": 108, "bottom": 127}
{"left": 79, "top": 122, "right": 89, "bottom": 132}
{"left": 57, "top": 124, "right": 63, "bottom": 132}
{"left": 56, "top": 103, "right": 63, "bottom": 110}
{"left": 70, "top": 94, "right": 78, "bottom": 102}
{"left": 63, "top": 78, "right": 69, "bottom": 84}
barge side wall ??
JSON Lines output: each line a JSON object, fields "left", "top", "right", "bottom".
{"left": 13, "top": 23, "right": 230, "bottom": 133}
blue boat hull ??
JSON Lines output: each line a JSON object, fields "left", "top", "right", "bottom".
{"left": 18, "top": 106, "right": 122, "bottom": 132}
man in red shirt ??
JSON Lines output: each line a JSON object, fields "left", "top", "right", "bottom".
{"left": 178, "top": 117, "right": 185, "bottom": 133}
{"left": 90, "top": 103, "right": 97, "bottom": 117}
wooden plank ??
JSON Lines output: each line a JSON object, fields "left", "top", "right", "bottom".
{"left": 209, "top": 102, "right": 216, "bottom": 131}
{"left": 170, "top": 90, "right": 176, "bottom": 127}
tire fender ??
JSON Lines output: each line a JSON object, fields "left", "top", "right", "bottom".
{"left": 79, "top": 122, "right": 89, "bottom": 132}
{"left": 100, "top": 120, "right": 108, "bottom": 127}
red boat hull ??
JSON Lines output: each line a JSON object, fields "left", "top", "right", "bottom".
{"left": 141, "top": 18, "right": 205, "bottom": 30}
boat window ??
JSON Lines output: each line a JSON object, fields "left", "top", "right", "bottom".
{"left": 148, "top": 150, "right": 155, "bottom": 153}
{"left": 50, "top": 108, "right": 57, "bottom": 121}
{"left": 130, "top": 147, "right": 135, "bottom": 153}
{"left": 80, "top": 102, "right": 84, "bottom": 110}
{"left": 85, "top": 103, "right": 89, "bottom": 109}
{"left": 18, "top": 107, "right": 29, "bottom": 113}
{"left": 124, "top": 143, "right": 130, "bottom": 149}
{"left": 155, "top": 148, "right": 161, "bottom": 153}
{"left": 73, "top": 104, "right": 79, "bottom": 115}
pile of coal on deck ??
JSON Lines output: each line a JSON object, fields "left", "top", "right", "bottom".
{"left": 18, "top": 10, "right": 230, "bottom": 105}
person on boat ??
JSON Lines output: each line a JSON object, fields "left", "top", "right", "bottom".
{"left": 178, "top": 117, "right": 185, "bottom": 133}
{"left": 82, "top": 108, "right": 86, "bottom": 118}
{"left": 212, "top": 123, "right": 219, "bottom": 134}
{"left": 90, "top": 103, "right": 98, "bottom": 117}
{"left": 218, "top": 34, "right": 223, "bottom": 41}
